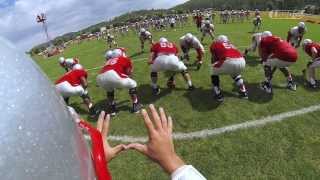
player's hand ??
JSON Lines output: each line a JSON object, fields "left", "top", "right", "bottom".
{"left": 97, "top": 111, "right": 126, "bottom": 162}
{"left": 148, "top": 60, "right": 153, "bottom": 65}
{"left": 127, "top": 104, "right": 185, "bottom": 174}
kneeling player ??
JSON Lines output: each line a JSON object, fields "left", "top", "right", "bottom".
{"left": 200, "top": 20, "right": 215, "bottom": 42}
{"left": 259, "top": 31, "right": 298, "bottom": 93}
{"left": 96, "top": 49, "right": 142, "bottom": 115}
{"left": 210, "top": 35, "right": 248, "bottom": 102}
{"left": 139, "top": 28, "right": 153, "bottom": 52}
{"left": 149, "top": 38, "right": 194, "bottom": 95}
{"left": 302, "top": 39, "right": 320, "bottom": 88}
{"left": 179, "top": 33, "right": 205, "bottom": 70}
{"left": 55, "top": 64, "right": 94, "bottom": 113}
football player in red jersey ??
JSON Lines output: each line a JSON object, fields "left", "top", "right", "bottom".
{"left": 55, "top": 64, "right": 94, "bottom": 112}
{"left": 210, "top": 35, "right": 248, "bottom": 102}
{"left": 258, "top": 31, "right": 298, "bottom": 93}
{"left": 96, "top": 49, "right": 142, "bottom": 115}
{"left": 58, "top": 57, "right": 82, "bottom": 72}
{"left": 149, "top": 37, "right": 194, "bottom": 95}
{"left": 302, "top": 39, "right": 320, "bottom": 88}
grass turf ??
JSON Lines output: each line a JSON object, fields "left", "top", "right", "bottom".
{"left": 32, "top": 15, "right": 320, "bottom": 179}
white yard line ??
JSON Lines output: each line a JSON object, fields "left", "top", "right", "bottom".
{"left": 84, "top": 104, "right": 320, "bottom": 143}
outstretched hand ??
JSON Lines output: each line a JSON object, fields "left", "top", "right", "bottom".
{"left": 127, "top": 104, "right": 185, "bottom": 174}
{"left": 97, "top": 111, "right": 126, "bottom": 162}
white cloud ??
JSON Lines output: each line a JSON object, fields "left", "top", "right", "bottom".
{"left": 0, "top": 0, "right": 188, "bottom": 51}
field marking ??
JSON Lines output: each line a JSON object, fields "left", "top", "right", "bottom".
{"left": 84, "top": 104, "right": 320, "bottom": 143}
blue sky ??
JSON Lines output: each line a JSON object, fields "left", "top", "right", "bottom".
{"left": 0, "top": 0, "right": 188, "bottom": 51}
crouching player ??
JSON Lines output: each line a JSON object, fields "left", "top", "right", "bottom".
{"left": 149, "top": 38, "right": 194, "bottom": 95}
{"left": 287, "top": 22, "right": 307, "bottom": 48}
{"left": 96, "top": 49, "right": 142, "bottom": 115}
{"left": 200, "top": 20, "right": 215, "bottom": 42}
{"left": 259, "top": 31, "right": 298, "bottom": 93}
{"left": 210, "top": 35, "right": 248, "bottom": 102}
{"left": 302, "top": 39, "right": 320, "bottom": 88}
{"left": 139, "top": 28, "right": 153, "bottom": 52}
{"left": 55, "top": 64, "right": 94, "bottom": 113}
{"left": 179, "top": 33, "right": 205, "bottom": 70}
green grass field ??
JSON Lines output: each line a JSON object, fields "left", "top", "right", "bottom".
{"left": 32, "top": 15, "right": 320, "bottom": 179}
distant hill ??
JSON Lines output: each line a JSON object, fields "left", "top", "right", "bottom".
{"left": 31, "top": 0, "right": 320, "bottom": 54}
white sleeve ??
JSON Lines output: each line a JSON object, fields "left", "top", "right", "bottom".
{"left": 171, "top": 165, "right": 206, "bottom": 180}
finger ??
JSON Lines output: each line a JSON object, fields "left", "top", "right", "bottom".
{"left": 97, "top": 111, "right": 106, "bottom": 132}
{"left": 141, "top": 109, "right": 156, "bottom": 136}
{"left": 149, "top": 104, "right": 162, "bottom": 130}
{"left": 159, "top": 107, "right": 168, "bottom": 130}
{"left": 168, "top": 116, "right": 173, "bottom": 134}
{"left": 112, "top": 144, "right": 126, "bottom": 155}
{"left": 102, "top": 114, "right": 111, "bottom": 137}
{"left": 126, "top": 143, "right": 148, "bottom": 155}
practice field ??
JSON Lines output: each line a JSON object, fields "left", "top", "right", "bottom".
{"left": 33, "top": 14, "right": 320, "bottom": 179}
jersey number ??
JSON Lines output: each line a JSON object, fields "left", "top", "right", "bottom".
{"left": 160, "top": 42, "right": 173, "bottom": 48}
{"left": 106, "top": 58, "right": 118, "bottom": 65}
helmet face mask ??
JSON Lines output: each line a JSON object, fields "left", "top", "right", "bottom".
{"left": 302, "top": 39, "right": 312, "bottom": 50}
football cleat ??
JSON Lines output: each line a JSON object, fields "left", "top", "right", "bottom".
{"left": 214, "top": 93, "right": 224, "bottom": 102}
{"left": 260, "top": 81, "right": 273, "bottom": 94}
{"left": 307, "top": 82, "right": 317, "bottom": 89}
{"left": 167, "top": 80, "right": 176, "bottom": 89}
{"left": 110, "top": 103, "right": 117, "bottom": 116}
{"left": 239, "top": 91, "right": 248, "bottom": 99}
{"left": 287, "top": 81, "right": 297, "bottom": 91}
{"left": 188, "top": 85, "right": 195, "bottom": 91}
{"left": 132, "top": 103, "right": 143, "bottom": 113}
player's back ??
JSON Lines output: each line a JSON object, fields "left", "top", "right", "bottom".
{"left": 211, "top": 41, "right": 242, "bottom": 61}
{"left": 100, "top": 56, "right": 132, "bottom": 77}
{"left": 55, "top": 69, "right": 87, "bottom": 86}
{"left": 151, "top": 42, "right": 178, "bottom": 55}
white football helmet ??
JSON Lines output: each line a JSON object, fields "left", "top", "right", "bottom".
{"left": 216, "top": 35, "right": 229, "bottom": 43}
{"left": 140, "top": 28, "right": 146, "bottom": 33}
{"left": 72, "top": 64, "right": 83, "bottom": 70}
{"left": 298, "top": 22, "right": 306, "bottom": 29}
{"left": 261, "top": 31, "right": 272, "bottom": 38}
{"left": 65, "top": 58, "right": 74, "bottom": 66}
{"left": 205, "top": 20, "right": 210, "bottom": 24}
{"left": 159, "top": 37, "right": 168, "bottom": 43}
{"left": 185, "top": 33, "right": 193, "bottom": 42}
{"left": 58, "top": 57, "right": 65, "bottom": 64}
{"left": 112, "top": 49, "right": 123, "bottom": 58}
{"left": 105, "top": 50, "right": 113, "bottom": 60}
{"left": 302, "top": 39, "right": 313, "bottom": 49}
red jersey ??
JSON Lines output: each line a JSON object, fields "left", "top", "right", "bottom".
{"left": 99, "top": 56, "right": 133, "bottom": 78}
{"left": 151, "top": 42, "right": 178, "bottom": 56}
{"left": 55, "top": 69, "right": 87, "bottom": 86}
{"left": 195, "top": 15, "right": 202, "bottom": 24}
{"left": 210, "top": 41, "right": 243, "bottom": 67}
{"left": 260, "top": 36, "right": 297, "bottom": 62}
{"left": 304, "top": 43, "right": 320, "bottom": 58}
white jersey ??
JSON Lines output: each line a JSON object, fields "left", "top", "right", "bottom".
{"left": 179, "top": 35, "right": 204, "bottom": 52}
{"left": 171, "top": 165, "right": 206, "bottom": 180}
{"left": 289, "top": 26, "right": 305, "bottom": 39}
{"left": 170, "top": 18, "right": 176, "bottom": 24}
{"left": 200, "top": 24, "right": 214, "bottom": 33}
{"left": 139, "top": 31, "right": 152, "bottom": 41}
